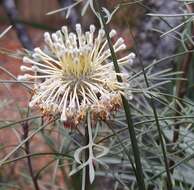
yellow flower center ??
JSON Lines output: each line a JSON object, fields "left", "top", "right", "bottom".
{"left": 61, "top": 49, "right": 92, "bottom": 78}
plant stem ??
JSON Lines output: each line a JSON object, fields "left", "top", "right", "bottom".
{"left": 170, "top": 3, "right": 194, "bottom": 173}
{"left": 129, "top": 28, "right": 172, "bottom": 189}
{"left": 94, "top": 1, "right": 146, "bottom": 190}
{"left": 84, "top": 113, "right": 90, "bottom": 190}
{"left": 105, "top": 121, "right": 137, "bottom": 176}
{"left": 22, "top": 121, "right": 40, "bottom": 190}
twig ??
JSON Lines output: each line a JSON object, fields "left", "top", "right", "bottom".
{"left": 94, "top": 1, "right": 146, "bottom": 190}
{"left": 2, "top": 0, "right": 34, "bottom": 50}
{"left": 22, "top": 121, "right": 40, "bottom": 190}
{"left": 57, "top": 0, "right": 80, "bottom": 30}
{"left": 0, "top": 117, "right": 57, "bottom": 165}
{"left": 20, "top": 96, "right": 40, "bottom": 190}
{"left": 170, "top": 3, "right": 194, "bottom": 172}
{"left": 84, "top": 113, "right": 91, "bottom": 190}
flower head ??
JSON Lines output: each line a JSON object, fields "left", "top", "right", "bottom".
{"left": 18, "top": 24, "right": 135, "bottom": 126}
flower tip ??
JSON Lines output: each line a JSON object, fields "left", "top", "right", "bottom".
{"left": 32, "top": 66, "right": 38, "bottom": 71}
{"left": 119, "top": 44, "right": 126, "bottom": 50}
{"left": 61, "top": 112, "right": 67, "bottom": 122}
{"left": 20, "top": 65, "right": 30, "bottom": 72}
{"left": 90, "top": 24, "right": 95, "bottom": 33}
{"left": 29, "top": 101, "right": 35, "bottom": 108}
{"left": 61, "top": 117, "right": 67, "bottom": 122}
{"left": 75, "top": 23, "right": 81, "bottom": 29}
{"left": 44, "top": 32, "right": 50, "bottom": 39}
{"left": 99, "top": 29, "right": 105, "bottom": 37}
{"left": 129, "top": 52, "right": 136, "bottom": 59}
{"left": 56, "top": 30, "right": 62, "bottom": 38}
{"left": 34, "top": 47, "right": 41, "bottom": 53}
{"left": 51, "top": 33, "right": 58, "bottom": 42}
{"left": 115, "top": 37, "right": 124, "bottom": 47}
{"left": 61, "top": 26, "right": 68, "bottom": 35}
{"left": 32, "top": 53, "right": 38, "bottom": 59}
{"left": 109, "top": 29, "right": 117, "bottom": 37}
{"left": 23, "top": 56, "right": 30, "bottom": 63}
{"left": 128, "top": 59, "right": 133, "bottom": 65}
{"left": 118, "top": 37, "right": 124, "bottom": 43}
{"left": 128, "top": 95, "right": 133, "bottom": 100}
{"left": 17, "top": 75, "right": 27, "bottom": 81}
{"left": 75, "top": 23, "right": 82, "bottom": 35}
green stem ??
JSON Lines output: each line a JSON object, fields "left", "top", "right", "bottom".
{"left": 129, "top": 29, "right": 172, "bottom": 189}
{"left": 85, "top": 112, "right": 91, "bottom": 190}
{"left": 94, "top": 1, "right": 146, "bottom": 190}
{"left": 82, "top": 166, "right": 86, "bottom": 190}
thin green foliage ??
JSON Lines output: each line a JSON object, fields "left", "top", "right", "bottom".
{"left": 130, "top": 30, "right": 173, "bottom": 189}
{"left": 94, "top": 1, "right": 146, "bottom": 189}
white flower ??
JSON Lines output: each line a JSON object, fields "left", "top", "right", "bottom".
{"left": 18, "top": 24, "right": 135, "bottom": 126}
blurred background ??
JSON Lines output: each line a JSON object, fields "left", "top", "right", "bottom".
{"left": 2, "top": 1, "right": 191, "bottom": 190}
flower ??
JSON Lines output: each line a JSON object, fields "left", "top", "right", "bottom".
{"left": 18, "top": 24, "right": 135, "bottom": 126}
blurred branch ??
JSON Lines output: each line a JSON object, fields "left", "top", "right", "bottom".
{"left": 2, "top": 0, "right": 33, "bottom": 50}
{"left": 20, "top": 99, "right": 40, "bottom": 190}
{"left": 22, "top": 121, "right": 40, "bottom": 190}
